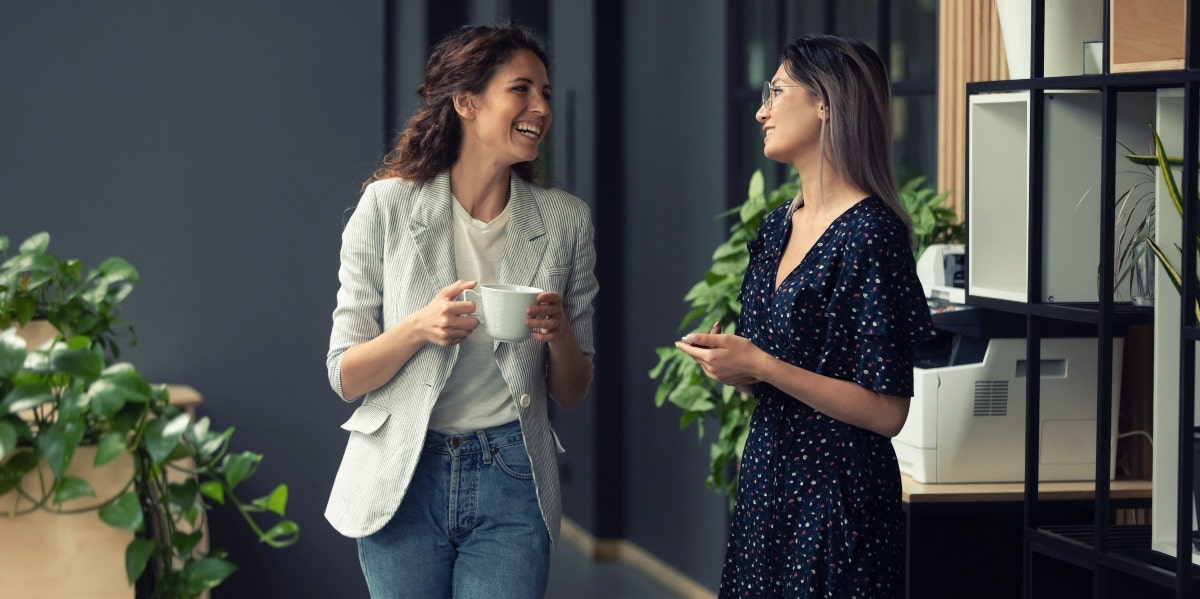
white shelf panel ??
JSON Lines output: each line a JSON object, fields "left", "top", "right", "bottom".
{"left": 1150, "top": 87, "right": 1199, "bottom": 561}
{"left": 967, "top": 90, "right": 1158, "bottom": 304}
{"left": 969, "top": 91, "right": 1030, "bottom": 302}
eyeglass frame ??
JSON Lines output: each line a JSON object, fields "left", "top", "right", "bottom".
{"left": 761, "top": 81, "right": 808, "bottom": 111}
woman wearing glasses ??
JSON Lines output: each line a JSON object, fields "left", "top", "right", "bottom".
{"left": 676, "top": 34, "right": 932, "bottom": 598}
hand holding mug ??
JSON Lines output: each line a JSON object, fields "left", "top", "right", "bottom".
{"left": 528, "top": 290, "right": 566, "bottom": 343}
{"left": 414, "top": 280, "right": 480, "bottom": 347}
{"left": 463, "top": 284, "right": 544, "bottom": 342}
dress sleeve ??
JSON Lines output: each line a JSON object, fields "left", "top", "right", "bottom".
{"left": 823, "top": 215, "right": 933, "bottom": 397}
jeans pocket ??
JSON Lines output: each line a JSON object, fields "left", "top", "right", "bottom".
{"left": 491, "top": 443, "right": 534, "bottom": 480}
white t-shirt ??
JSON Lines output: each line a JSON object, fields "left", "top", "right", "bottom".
{"left": 427, "top": 197, "right": 519, "bottom": 434}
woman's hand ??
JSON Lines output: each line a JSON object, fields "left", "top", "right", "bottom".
{"left": 675, "top": 323, "right": 767, "bottom": 388}
{"left": 527, "top": 290, "right": 566, "bottom": 343}
{"left": 410, "top": 280, "right": 480, "bottom": 346}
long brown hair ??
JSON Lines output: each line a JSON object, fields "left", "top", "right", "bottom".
{"left": 780, "top": 34, "right": 911, "bottom": 231}
{"left": 365, "top": 24, "right": 549, "bottom": 188}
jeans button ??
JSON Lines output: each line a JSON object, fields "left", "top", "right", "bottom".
{"left": 519, "top": 394, "right": 531, "bottom": 408}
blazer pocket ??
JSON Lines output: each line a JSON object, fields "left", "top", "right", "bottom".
{"left": 340, "top": 403, "right": 391, "bottom": 435}
{"left": 538, "top": 265, "right": 570, "bottom": 292}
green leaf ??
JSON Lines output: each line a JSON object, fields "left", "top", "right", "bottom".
{"left": 144, "top": 415, "right": 184, "bottom": 465}
{"left": 99, "top": 491, "right": 144, "bottom": 531}
{"left": 252, "top": 484, "right": 290, "bottom": 516}
{"left": 94, "top": 432, "right": 127, "bottom": 467}
{"left": 0, "top": 451, "right": 36, "bottom": 494}
{"left": 124, "top": 537, "right": 157, "bottom": 584}
{"left": 168, "top": 478, "right": 200, "bottom": 512}
{"left": 260, "top": 519, "right": 300, "bottom": 547}
{"left": 162, "top": 411, "right": 190, "bottom": 437}
{"left": 54, "top": 476, "right": 96, "bottom": 504}
{"left": 0, "top": 328, "right": 27, "bottom": 378}
{"left": 222, "top": 452, "right": 261, "bottom": 490}
{"left": 200, "top": 480, "right": 226, "bottom": 505}
{"left": 197, "top": 427, "right": 234, "bottom": 460}
{"left": 49, "top": 347, "right": 104, "bottom": 380}
{"left": 17, "top": 232, "right": 51, "bottom": 254}
{"left": 184, "top": 556, "right": 238, "bottom": 591}
{"left": 86, "top": 370, "right": 151, "bottom": 418}
{"left": 37, "top": 416, "right": 86, "bottom": 480}
{"left": 86, "top": 378, "right": 129, "bottom": 417}
{"left": 0, "top": 420, "right": 17, "bottom": 460}
{"left": 172, "top": 530, "right": 205, "bottom": 557}
{"left": 1, "top": 382, "right": 54, "bottom": 414}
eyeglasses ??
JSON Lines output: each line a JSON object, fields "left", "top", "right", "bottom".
{"left": 761, "top": 81, "right": 806, "bottom": 111}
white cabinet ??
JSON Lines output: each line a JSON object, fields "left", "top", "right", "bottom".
{"left": 967, "top": 90, "right": 1157, "bottom": 303}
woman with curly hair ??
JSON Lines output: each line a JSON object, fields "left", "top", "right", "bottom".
{"left": 324, "top": 23, "right": 597, "bottom": 599}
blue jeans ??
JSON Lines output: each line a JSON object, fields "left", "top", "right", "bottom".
{"left": 357, "top": 420, "right": 551, "bottom": 599}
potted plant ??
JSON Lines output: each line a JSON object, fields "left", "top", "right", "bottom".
{"left": 1136, "top": 125, "right": 1199, "bottom": 319}
{"left": 649, "top": 170, "right": 959, "bottom": 503}
{"left": 0, "top": 232, "right": 298, "bottom": 598}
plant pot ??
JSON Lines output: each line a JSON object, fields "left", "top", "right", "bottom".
{"left": 0, "top": 447, "right": 137, "bottom": 598}
{"left": 0, "top": 385, "right": 209, "bottom": 599}
{"left": 12, "top": 319, "right": 57, "bottom": 350}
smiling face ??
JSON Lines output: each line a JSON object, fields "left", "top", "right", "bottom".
{"left": 756, "top": 64, "right": 825, "bottom": 165}
{"left": 457, "top": 49, "right": 552, "bottom": 170}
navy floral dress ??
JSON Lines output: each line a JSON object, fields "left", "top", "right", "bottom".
{"left": 719, "top": 197, "right": 933, "bottom": 598}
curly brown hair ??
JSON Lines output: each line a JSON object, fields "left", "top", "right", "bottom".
{"left": 365, "top": 23, "right": 549, "bottom": 188}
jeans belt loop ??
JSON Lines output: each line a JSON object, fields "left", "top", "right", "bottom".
{"left": 477, "top": 429, "right": 493, "bottom": 464}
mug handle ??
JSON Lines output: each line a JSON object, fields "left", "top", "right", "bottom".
{"left": 461, "top": 288, "right": 485, "bottom": 325}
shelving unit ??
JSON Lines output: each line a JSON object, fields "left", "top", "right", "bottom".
{"left": 965, "top": 1, "right": 1199, "bottom": 597}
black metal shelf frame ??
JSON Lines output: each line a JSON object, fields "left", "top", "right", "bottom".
{"left": 962, "top": 1, "right": 1200, "bottom": 597}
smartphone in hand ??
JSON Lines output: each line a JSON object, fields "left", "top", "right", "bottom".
{"left": 680, "top": 322, "right": 721, "bottom": 349}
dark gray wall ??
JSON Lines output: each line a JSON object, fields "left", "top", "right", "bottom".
{"left": 620, "top": 0, "right": 732, "bottom": 589}
{"left": 544, "top": 0, "right": 601, "bottom": 534}
{"left": 1, "top": 2, "right": 380, "bottom": 596}
{"left": 2, "top": 0, "right": 733, "bottom": 595}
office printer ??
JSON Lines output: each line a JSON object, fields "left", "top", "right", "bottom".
{"left": 892, "top": 244, "right": 1122, "bottom": 483}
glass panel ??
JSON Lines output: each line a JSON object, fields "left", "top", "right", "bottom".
{"left": 889, "top": 0, "right": 937, "bottom": 83}
{"left": 742, "top": 0, "right": 775, "bottom": 89}
{"left": 737, "top": 95, "right": 779, "bottom": 191}
{"left": 833, "top": 0, "right": 876, "bottom": 47}
{"left": 893, "top": 94, "right": 937, "bottom": 185}
{"left": 783, "top": 1, "right": 824, "bottom": 42}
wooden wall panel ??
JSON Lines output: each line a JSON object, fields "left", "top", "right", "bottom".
{"left": 937, "top": 0, "right": 1009, "bottom": 216}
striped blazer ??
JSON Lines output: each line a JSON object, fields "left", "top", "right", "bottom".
{"left": 324, "top": 170, "right": 597, "bottom": 541}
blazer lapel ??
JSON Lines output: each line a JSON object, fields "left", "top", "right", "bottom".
{"left": 498, "top": 175, "right": 547, "bottom": 288}
{"left": 408, "top": 171, "right": 457, "bottom": 287}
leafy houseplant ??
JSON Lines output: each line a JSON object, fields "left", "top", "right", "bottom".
{"left": 899, "top": 175, "right": 962, "bottom": 260}
{"left": 1132, "top": 126, "right": 1200, "bottom": 320}
{"left": 649, "top": 171, "right": 960, "bottom": 503}
{"left": 648, "top": 170, "right": 797, "bottom": 501}
{"left": 0, "top": 232, "right": 299, "bottom": 598}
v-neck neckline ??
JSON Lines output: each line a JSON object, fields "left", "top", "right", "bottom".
{"left": 771, "top": 197, "right": 869, "bottom": 294}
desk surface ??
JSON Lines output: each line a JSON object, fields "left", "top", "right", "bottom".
{"left": 902, "top": 473, "right": 1153, "bottom": 504}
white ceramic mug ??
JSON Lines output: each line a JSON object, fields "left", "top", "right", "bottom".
{"left": 463, "top": 284, "right": 543, "bottom": 342}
